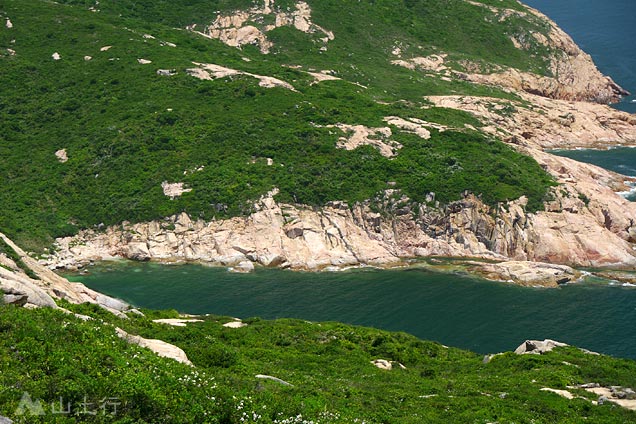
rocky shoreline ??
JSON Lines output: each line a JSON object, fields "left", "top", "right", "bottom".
{"left": 41, "top": 1, "right": 636, "bottom": 281}
{"left": 6, "top": 0, "right": 636, "bottom": 290}
{"left": 43, "top": 144, "right": 636, "bottom": 284}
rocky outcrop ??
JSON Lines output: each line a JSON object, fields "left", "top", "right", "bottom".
{"left": 471, "top": 261, "right": 580, "bottom": 287}
{"left": 49, "top": 193, "right": 401, "bottom": 271}
{"left": 426, "top": 93, "right": 636, "bottom": 150}
{"left": 0, "top": 232, "right": 130, "bottom": 316}
{"left": 44, "top": 104, "right": 636, "bottom": 274}
{"left": 115, "top": 327, "right": 193, "bottom": 365}
{"left": 523, "top": 5, "right": 628, "bottom": 103}
{"left": 152, "top": 318, "right": 204, "bottom": 327}
{"left": 187, "top": 62, "right": 296, "bottom": 91}
{"left": 426, "top": 2, "right": 630, "bottom": 104}
{"left": 189, "top": 0, "right": 333, "bottom": 54}
{"left": 514, "top": 339, "right": 569, "bottom": 355}
{"left": 0, "top": 267, "right": 57, "bottom": 308}
{"left": 329, "top": 124, "right": 398, "bottom": 158}
{"left": 223, "top": 320, "right": 248, "bottom": 328}
{"left": 584, "top": 386, "right": 636, "bottom": 410}
{"left": 371, "top": 359, "right": 393, "bottom": 370}
{"left": 45, "top": 155, "right": 636, "bottom": 276}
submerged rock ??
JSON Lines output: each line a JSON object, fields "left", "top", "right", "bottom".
{"left": 472, "top": 261, "right": 580, "bottom": 287}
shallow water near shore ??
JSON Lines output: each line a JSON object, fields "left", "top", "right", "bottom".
{"left": 67, "top": 262, "right": 636, "bottom": 359}
{"left": 550, "top": 147, "right": 636, "bottom": 200}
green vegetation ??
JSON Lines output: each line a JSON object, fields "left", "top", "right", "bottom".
{"left": 1, "top": 0, "right": 555, "bottom": 250}
{"left": 1, "top": 302, "right": 635, "bottom": 423}
{"left": 0, "top": 237, "right": 39, "bottom": 280}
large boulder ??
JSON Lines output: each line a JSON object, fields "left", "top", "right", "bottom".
{"left": 473, "top": 261, "right": 580, "bottom": 287}
{"left": 115, "top": 328, "right": 192, "bottom": 365}
{"left": 0, "top": 267, "right": 57, "bottom": 308}
{"left": 514, "top": 339, "right": 568, "bottom": 355}
{"left": 125, "top": 242, "right": 151, "bottom": 261}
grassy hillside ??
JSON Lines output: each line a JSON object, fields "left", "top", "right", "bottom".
{"left": 0, "top": 0, "right": 555, "bottom": 250}
{"left": 1, "top": 302, "right": 635, "bottom": 423}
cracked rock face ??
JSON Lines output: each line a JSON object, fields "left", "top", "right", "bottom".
{"left": 45, "top": 154, "right": 636, "bottom": 279}
{"left": 0, "top": 232, "right": 130, "bottom": 316}
{"left": 190, "top": 1, "right": 333, "bottom": 54}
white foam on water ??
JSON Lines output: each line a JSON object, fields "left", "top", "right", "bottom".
{"left": 617, "top": 180, "right": 636, "bottom": 200}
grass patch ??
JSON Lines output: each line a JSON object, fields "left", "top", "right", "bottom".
{"left": 0, "top": 303, "right": 635, "bottom": 422}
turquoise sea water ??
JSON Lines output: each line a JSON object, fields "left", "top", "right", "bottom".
{"left": 68, "top": 262, "right": 636, "bottom": 359}
{"left": 524, "top": 0, "right": 636, "bottom": 113}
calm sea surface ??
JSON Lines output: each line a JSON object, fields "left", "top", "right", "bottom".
{"left": 68, "top": 263, "right": 636, "bottom": 359}
{"left": 68, "top": 1, "right": 636, "bottom": 360}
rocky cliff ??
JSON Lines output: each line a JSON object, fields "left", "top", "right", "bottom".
{"left": 451, "top": 2, "right": 630, "bottom": 103}
{"left": 48, "top": 146, "right": 636, "bottom": 274}
{"left": 0, "top": 232, "right": 130, "bottom": 316}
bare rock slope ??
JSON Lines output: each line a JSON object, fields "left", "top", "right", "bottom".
{"left": 0, "top": 232, "right": 129, "bottom": 316}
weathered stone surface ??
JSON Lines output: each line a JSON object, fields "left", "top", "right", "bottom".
{"left": 0, "top": 232, "right": 130, "bottom": 316}
{"left": 223, "top": 320, "right": 248, "bottom": 328}
{"left": 191, "top": 0, "right": 333, "bottom": 54}
{"left": 152, "top": 318, "right": 204, "bottom": 327}
{"left": 584, "top": 386, "right": 636, "bottom": 411}
{"left": 2, "top": 293, "right": 28, "bottom": 306}
{"left": 126, "top": 242, "right": 151, "bottom": 261}
{"left": 232, "top": 260, "right": 255, "bottom": 273}
{"left": 473, "top": 261, "right": 580, "bottom": 287}
{"left": 514, "top": 339, "right": 568, "bottom": 355}
{"left": 427, "top": 94, "right": 636, "bottom": 150}
{"left": 115, "top": 328, "right": 192, "bottom": 365}
{"left": 0, "top": 267, "right": 57, "bottom": 308}
{"left": 371, "top": 359, "right": 393, "bottom": 370}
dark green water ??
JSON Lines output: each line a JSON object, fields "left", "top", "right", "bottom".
{"left": 68, "top": 262, "right": 636, "bottom": 359}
